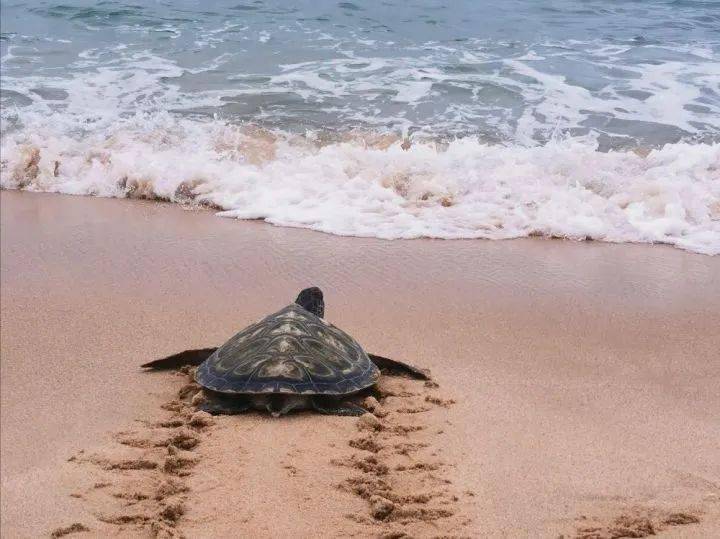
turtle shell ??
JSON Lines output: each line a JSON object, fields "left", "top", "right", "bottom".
{"left": 195, "top": 304, "right": 380, "bottom": 395}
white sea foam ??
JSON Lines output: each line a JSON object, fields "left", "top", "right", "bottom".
{"left": 2, "top": 117, "right": 718, "bottom": 254}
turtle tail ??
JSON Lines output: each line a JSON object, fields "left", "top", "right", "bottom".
{"left": 141, "top": 348, "right": 218, "bottom": 370}
{"left": 295, "top": 287, "right": 325, "bottom": 318}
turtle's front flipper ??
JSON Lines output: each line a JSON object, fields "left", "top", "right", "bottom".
{"left": 311, "top": 396, "right": 367, "bottom": 416}
{"left": 141, "top": 348, "right": 218, "bottom": 370}
{"left": 368, "top": 353, "right": 431, "bottom": 380}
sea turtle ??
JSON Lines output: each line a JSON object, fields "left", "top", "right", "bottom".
{"left": 142, "top": 287, "right": 429, "bottom": 416}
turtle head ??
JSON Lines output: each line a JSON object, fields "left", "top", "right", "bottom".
{"left": 295, "top": 287, "right": 324, "bottom": 318}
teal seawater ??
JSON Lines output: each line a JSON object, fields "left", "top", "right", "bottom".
{"left": 1, "top": 0, "right": 719, "bottom": 144}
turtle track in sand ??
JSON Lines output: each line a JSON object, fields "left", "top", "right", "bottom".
{"left": 55, "top": 368, "right": 470, "bottom": 538}
{"left": 334, "top": 375, "right": 474, "bottom": 538}
{"left": 57, "top": 368, "right": 212, "bottom": 538}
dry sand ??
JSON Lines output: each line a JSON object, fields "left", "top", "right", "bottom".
{"left": 1, "top": 190, "right": 719, "bottom": 538}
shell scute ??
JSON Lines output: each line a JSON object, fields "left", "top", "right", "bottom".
{"left": 195, "top": 304, "right": 379, "bottom": 395}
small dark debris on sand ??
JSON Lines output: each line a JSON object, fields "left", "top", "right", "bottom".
{"left": 575, "top": 509, "right": 702, "bottom": 538}
{"left": 97, "top": 513, "right": 149, "bottom": 525}
{"left": 662, "top": 512, "right": 700, "bottom": 525}
{"left": 97, "top": 457, "right": 158, "bottom": 471}
{"left": 50, "top": 523, "right": 90, "bottom": 538}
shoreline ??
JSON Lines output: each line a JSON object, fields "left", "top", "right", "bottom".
{"left": 3, "top": 134, "right": 719, "bottom": 257}
{"left": 2, "top": 190, "right": 719, "bottom": 537}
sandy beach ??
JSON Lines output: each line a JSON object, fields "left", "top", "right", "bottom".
{"left": 2, "top": 190, "right": 719, "bottom": 538}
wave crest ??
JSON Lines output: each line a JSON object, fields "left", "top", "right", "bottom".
{"left": 1, "top": 119, "right": 718, "bottom": 254}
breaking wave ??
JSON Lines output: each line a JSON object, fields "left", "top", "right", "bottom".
{"left": 2, "top": 118, "right": 718, "bottom": 254}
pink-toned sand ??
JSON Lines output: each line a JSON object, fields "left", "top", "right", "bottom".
{"left": 1, "top": 190, "right": 719, "bottom": 538}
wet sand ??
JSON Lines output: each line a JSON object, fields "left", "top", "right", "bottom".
{"left": 2, "top": 190, "right": 719, "bottom": 538}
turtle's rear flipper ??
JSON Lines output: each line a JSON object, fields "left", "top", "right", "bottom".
{"left": 141, "top": 348, "right": 218, "bottom": 370}
{"left": 369, "top": 353, "right": 431, "bottom": 380}
{"left": 311, "top": 396, "right": 366, "bottom": 416}
{"left": 198, "top": 395, "right": 251, "bottom": 415}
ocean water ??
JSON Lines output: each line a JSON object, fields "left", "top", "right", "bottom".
{"left": 1, "top": 0, "right": 719, "bottom": 253}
